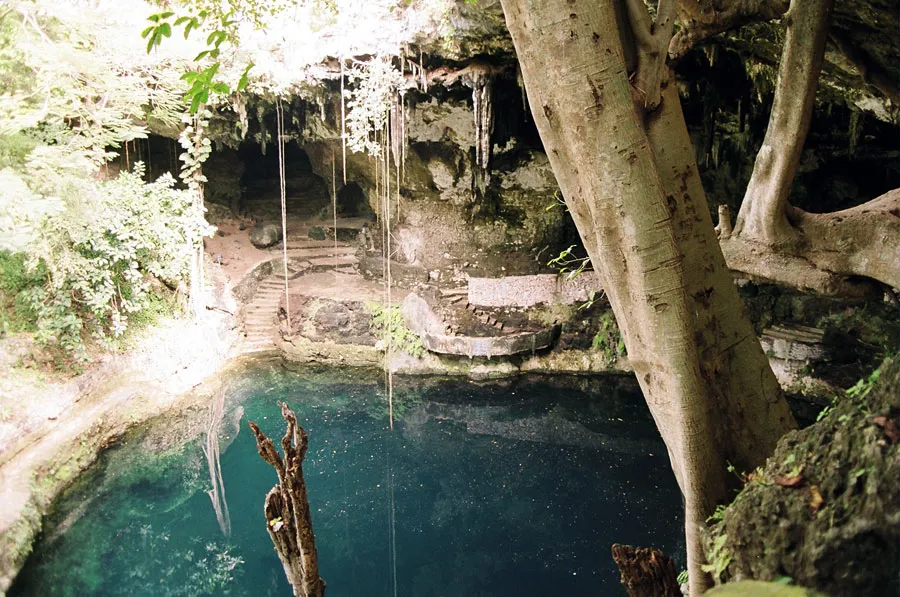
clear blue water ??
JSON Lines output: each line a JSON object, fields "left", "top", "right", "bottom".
{"left": 11, "top": 361, "right": 685, "bottom": 597}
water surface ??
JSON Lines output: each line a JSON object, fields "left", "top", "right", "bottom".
{"left": 12, "top": 362, "right": 684, "bottom": 597}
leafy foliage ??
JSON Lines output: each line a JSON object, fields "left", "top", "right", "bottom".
{"left": 548, "top": 244, "right": 592, "bottom": 279}
{"left": 345, "top": 56, "right": 410, "bottom": 155}
{"left": 366, "top": 301, "right": 425, "bottom": 358}
{"left": 591, "top": 311, "right": 626, "bottom": 359}
{"left": 0, "top": 164, "right": 212, "bottom": 356}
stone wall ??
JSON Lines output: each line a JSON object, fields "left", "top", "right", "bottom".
{"left": 468, "top": 272, "right": 602, "bottom": 308}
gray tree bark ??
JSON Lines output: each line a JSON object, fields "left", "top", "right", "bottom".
{"left": 720, "top": 0, "right": 900, "bottom": 294}
{"left": 499, "top": 0, "right": 796, "bottom": 593}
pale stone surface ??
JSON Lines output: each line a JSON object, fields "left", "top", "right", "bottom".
{"left": 468, "top": 273, "right": 603, "bottom": 307}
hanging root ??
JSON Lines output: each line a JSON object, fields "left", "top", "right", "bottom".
{"left": 203, "top": 388, "right": 232, "bottom": 537}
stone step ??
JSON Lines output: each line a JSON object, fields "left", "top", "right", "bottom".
{"left": 285, "top": 246, "right": 356, "bottom": 258}
{"left": 283, "top": 239, "right": 352, "bottom": 250}
{"left": 241, "top": 344, "right": 277, "bottom": 354}
{"left": 308, "top": 255, "right": 358, "bottom": 267}
{"left": 247, "top": 299, "right": 279, "bottom": 306}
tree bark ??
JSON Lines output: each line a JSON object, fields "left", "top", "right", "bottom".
{"left": 719, "top": 0, "right": 900, "bottom": 294}
{"left": 733, "top": 0, "right": 833, "bottom": 245}
{"left": 612, "top": 544, "right": 681, "bottom": 597}
{"left": 249, "top": 403, "right": 325, "bottom": 597}
{"left": 669, "top": 0, "right": 790, "bottom": 61}
{"left": 499, "top": 0, "right": 796, "bottom": 593}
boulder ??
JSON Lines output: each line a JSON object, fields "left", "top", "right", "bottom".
{"left": 704, "top": 358, "right": 899, "bottom": 597}
{"left": 249, "top": 223, "right": 282, "bottom": 248}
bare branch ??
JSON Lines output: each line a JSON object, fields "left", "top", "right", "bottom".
{"left": 625, "top": 0, "right": 654, "bottom": 49}
{"left": 668, "top": 0, "right": 790, "bottom": 61}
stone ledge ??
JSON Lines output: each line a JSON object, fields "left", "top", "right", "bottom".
{"left": 402, "top": 293, "right": 560, "bottom": 357}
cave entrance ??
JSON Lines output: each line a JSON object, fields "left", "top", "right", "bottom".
{"left": 337, "top": 182, "right": 374, "bottom": 219}
{"left": 237, "top": 141, "right": 329, "bottom": 222}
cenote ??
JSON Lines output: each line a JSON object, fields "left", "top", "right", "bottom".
{"left": 11, "top": 362, "right": 684, "bottom": 597}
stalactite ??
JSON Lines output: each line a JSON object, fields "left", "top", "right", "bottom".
{"left": 257, "top": 104, "right": 268, "bottom": 156}
{"left": 390, "top": 93, "right": 403, "bottom": 169}
{"left": 419, "top": 48, "right": 426, "bottom": 91}
{"left": 401, "top": 95, "right": 408, "bottom": 183}
{"left": 234, "top": 93, "right": 248, "bottom": 140}
{"left": 470, "top": 71, "right": 494, "bottom": 198}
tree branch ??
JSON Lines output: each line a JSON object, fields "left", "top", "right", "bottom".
{"left": 625, "top": 0, "right": 654, "bottom": 49}
{"left": 668, "top": 0, "right": 790, "bottom": 61}
{"left": 628, "top": 0, "right": 678, "bottom": 110}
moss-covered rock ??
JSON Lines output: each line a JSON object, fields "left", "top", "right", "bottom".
{"left": 704, "top": 358, "right": 899, "bottom": 597}
{"left": 707, "top": 580, "right": 826, "bottom": 597}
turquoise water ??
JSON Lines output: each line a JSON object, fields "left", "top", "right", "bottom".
{"left": 12, "top": 362, "right": 685, "bottom": 597}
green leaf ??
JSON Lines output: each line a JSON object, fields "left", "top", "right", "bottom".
{"left": 174, "top": 16, "right": 190, "bottom": 26}
{"left": 237, "top": 63, "right": 254, "bottom": 91}
{"left": 140, "top": 25, "right": 154, "bottom": 39}
{"left": 211, "top": 82, "right": 229, "bottom": 94}
{"left": 194, "top": 50, "right": 209, "bottom": 61}
{"left": 158, "top": 23, "right": 172, "bottom": 38}
{"left": 209, "top": 47, "right": 219, "bottom": 59}
{"left": 158, "top": 11, "right": 174, "bottom": 19}
{"left": 147, "top": 14, "right": 160, "bottom": 23}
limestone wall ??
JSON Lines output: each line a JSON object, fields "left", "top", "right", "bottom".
{"left": 468, "top": 272, "right": 602, "bottom": 308}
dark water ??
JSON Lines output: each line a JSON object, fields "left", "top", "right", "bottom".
{"left": 11, "top": 362, "right": 685, "bottom": 597}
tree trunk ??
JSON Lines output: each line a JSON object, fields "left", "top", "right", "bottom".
{"left": 718, "top": 0, "right": 900, "bottom": 294}
{"left": 732, "top": 0, "right": 833, "bottom": 245}
{"left": 249, "top": 403, "right": 325, "bottom": 597}
{"left": 499, "top": 0, "right": 796, "bottom": 593}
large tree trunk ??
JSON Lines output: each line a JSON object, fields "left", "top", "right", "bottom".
{"left": 499, "top": 0, "right": 796, "bottom": 593}
{"left": 720, "top": 0, "right": 900, "bottom": 294}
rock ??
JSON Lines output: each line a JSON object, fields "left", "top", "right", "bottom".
{"left": 707, "top": 581, "right": 826, "bottom": 596}
{"left": 249, "top": 223, "right": 282, "bottom": 248}
{"left": 703, "top": 358, "right": 899, "bottom": 597}
{"left": 204, "top": 202, "right": 235, "bottom": 226}
{"left": 308, "top": 226, "right": 326, "bottom": 241}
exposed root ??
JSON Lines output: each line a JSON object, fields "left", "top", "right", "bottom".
{"left": 719, "top": 189, "right": 900, "bottom": 295}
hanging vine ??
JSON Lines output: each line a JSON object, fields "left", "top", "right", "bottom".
{"left": 177, "top": 108, "right": 213, "bottom": 316}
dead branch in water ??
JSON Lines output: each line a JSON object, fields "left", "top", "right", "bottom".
{"left": 249, "top": 402, "right": 325, "bottom": 597}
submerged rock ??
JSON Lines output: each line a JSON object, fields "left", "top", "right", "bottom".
{"left": 704, "top": 358, "right": 899, "bottom": 596}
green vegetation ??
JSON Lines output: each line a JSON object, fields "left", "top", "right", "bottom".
{"left": 0, "top": 165, "right": 210, "bottom": 357}
{"left": 702, "top": 533, "right": 733, "bottom": 584}
{"left": 365, "top": 301, "right": 425, "bottom": 357}
{"left": 0, "top": 2, "right": 220, "bottom": 359}
{"left": 591, "top": 311, "right": 626, "bottom": 359}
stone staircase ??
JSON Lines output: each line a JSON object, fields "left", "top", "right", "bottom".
{"left": 237, "top": 240, "right": 359, "bottom": 354}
